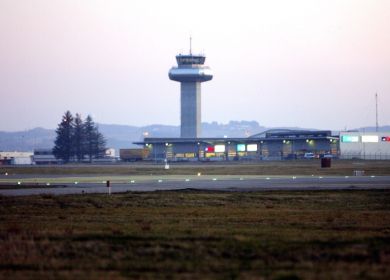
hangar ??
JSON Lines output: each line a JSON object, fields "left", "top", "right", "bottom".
{"left": 340, "top": 131, "right": 390, "bottom": 160}
{"left": 135, "top": 130, "right": 339, "bottom": 161}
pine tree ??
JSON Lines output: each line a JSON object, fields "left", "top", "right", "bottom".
{"left": 83, "top": 115, "right": 106, "bottom": 162}
{"left": 84, "top": 115, "right": 95, "bottom": 163}
{"left": 73, "top": 113, "right": 85, "bottom": 162}
{"left": 53, "top": 111, "right": 74, "bottom": 163}
{"left": 95, "top": 129, "right": 107, "bottom": 158}
{"left": 53, "top": 112, "right": 106, "bottom": 163}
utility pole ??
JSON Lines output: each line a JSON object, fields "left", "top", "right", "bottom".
{"left": 189, "top": 36, "right": 192, "bottom": 55}
{"left": 375, "top": 93, "right": 379, "bottom": 132}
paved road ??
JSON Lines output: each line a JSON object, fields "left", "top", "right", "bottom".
{"left": 1, "top": 175, "right": 390, "bottom": 196}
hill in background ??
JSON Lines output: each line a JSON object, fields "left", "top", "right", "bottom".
{"left": 0, "top": 121, "right": 264, "bottom": 152}
{"left": 1, "top": 122, "right": 389, "bottom": 152}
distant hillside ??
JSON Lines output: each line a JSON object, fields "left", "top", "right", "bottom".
{"left": 357, "top": 126, "right": 390, "bottom": 132}
{"left": 0, "top": 121, "right": 265, "bottom": 152}
{"left": 98, "top": 123, "right": 179, "bottom": 150}
{"left": 1, "top": 123, "right": 389, "bottom": 152}
{"left": 202, "top": 121, "right": 264, "bottom": 137}
{"left": 0, "top": 127, "right": 55, "bottom": 152}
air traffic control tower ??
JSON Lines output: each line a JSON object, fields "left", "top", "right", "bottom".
{"left": 168, "top": 42, "right": 213, "bottom": 138}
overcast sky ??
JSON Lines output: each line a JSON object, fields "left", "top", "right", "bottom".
{"left": 0, "top": 0, "right": 389, "bottom": 132}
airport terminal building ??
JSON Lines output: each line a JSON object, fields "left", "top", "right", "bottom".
{"left": 134, "top": 50, "right": 342, "bottom": 161}
{"left": 135, "top": 130, "right": 339, "bottom": 161}
{"left": 132, "top": 46, "right": 389, "bottom": 162}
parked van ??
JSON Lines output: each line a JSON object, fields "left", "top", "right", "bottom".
{"left": 303, "top": 152, "right": 315, "bottom": 159}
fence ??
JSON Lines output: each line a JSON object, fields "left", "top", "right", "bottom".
{"left": 340, "top": 153, "right": 390, "bottom": 160}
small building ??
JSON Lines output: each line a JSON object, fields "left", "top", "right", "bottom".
{"left": 135, "top": 130, "right": 339, "bottom": 161}
{"left": 33, "top": 149, "right": 59, "bottom": 165}
{"left": 340, "top": 131, "right": 390, "bottom": 160}
{"left": 91, "top": 148, "right": 118, "bottom": 163}
{"left": 105, "top": 148, "right": 116, "bottom": 158}
{"left": 0, "top": 151, "right": 33, "bottom": 165}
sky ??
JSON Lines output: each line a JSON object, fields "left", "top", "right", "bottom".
{"left": 0, "top": 0, "right": 389, "bottom": 132}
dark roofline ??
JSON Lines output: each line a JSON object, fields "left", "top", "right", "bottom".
{"left": 134, "top": 135, "right": 338, "bottom": 145}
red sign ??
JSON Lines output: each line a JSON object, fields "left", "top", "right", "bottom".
{"left": 205, "top": 146, "right": 214, "bottom": 152}
{"left": 382, "top": 136, "right": 390, "bottom": 142}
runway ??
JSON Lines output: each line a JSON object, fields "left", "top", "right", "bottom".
{"left": 1, "top": 175, "right": 390, "bottom": 196}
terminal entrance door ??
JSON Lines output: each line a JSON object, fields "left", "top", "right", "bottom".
{"left": 282, "top": 142, "right": 292, "bottom": 157}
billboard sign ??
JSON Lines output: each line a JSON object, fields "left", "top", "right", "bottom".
{"left": 362, "top": 135, "right": 379, "bottom": 143}
{"left": 214, "top": 145, "right": 226, "bottom": 153}
{"left": 237, "top": 144, "right": 246, "bottom": 152}
{"left": 247, "top": 144, "right": 258, "bottom": 152}
{"left": 341, "top": 135, "right": 359, "bottom": 143}
{"left": 205, "top": 146, "right": 214, "bottom": 152}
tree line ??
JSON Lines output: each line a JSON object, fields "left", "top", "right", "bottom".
{"left": 53, "top": 111, "right": 106, "bottom": 163}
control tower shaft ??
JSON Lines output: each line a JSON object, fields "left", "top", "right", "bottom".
{"left": 168, "top": 52, "right": 213, "bottom": 138}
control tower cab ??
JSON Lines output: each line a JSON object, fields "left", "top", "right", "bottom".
{"left": 169, "top": 51, "right": 213, "bottom": 138}
{"left": 169, "top": 55, "right": 213, "bottom": 82}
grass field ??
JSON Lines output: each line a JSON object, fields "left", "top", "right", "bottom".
{"left": 1, "top": 160, "right": 390, "bottom": 176}
{"left": 1, "top": 190, "right": 390, "bottom": 279}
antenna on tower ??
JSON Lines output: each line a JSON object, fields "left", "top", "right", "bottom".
{"left": 375, "top": 93, "right": 379, "bottom": 132}
{"left": 189, "top": 36, "right": 192, "bottom": 55}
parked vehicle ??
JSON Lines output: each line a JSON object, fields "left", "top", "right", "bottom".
{"left": 319, "top": 153, "right": 335, "bottom": 159}
{"left": 120, "top": 149, "right": 149, "bottom": 162}
{"left": 303, "top": 152, "right": 315, "bottom": 159}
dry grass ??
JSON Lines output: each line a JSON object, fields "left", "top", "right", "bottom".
{"left": 1, "top": 160, "right": 390, "bottom": 176}
{"left": 1, "top": 190, "right": 390, "bottom": 279}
